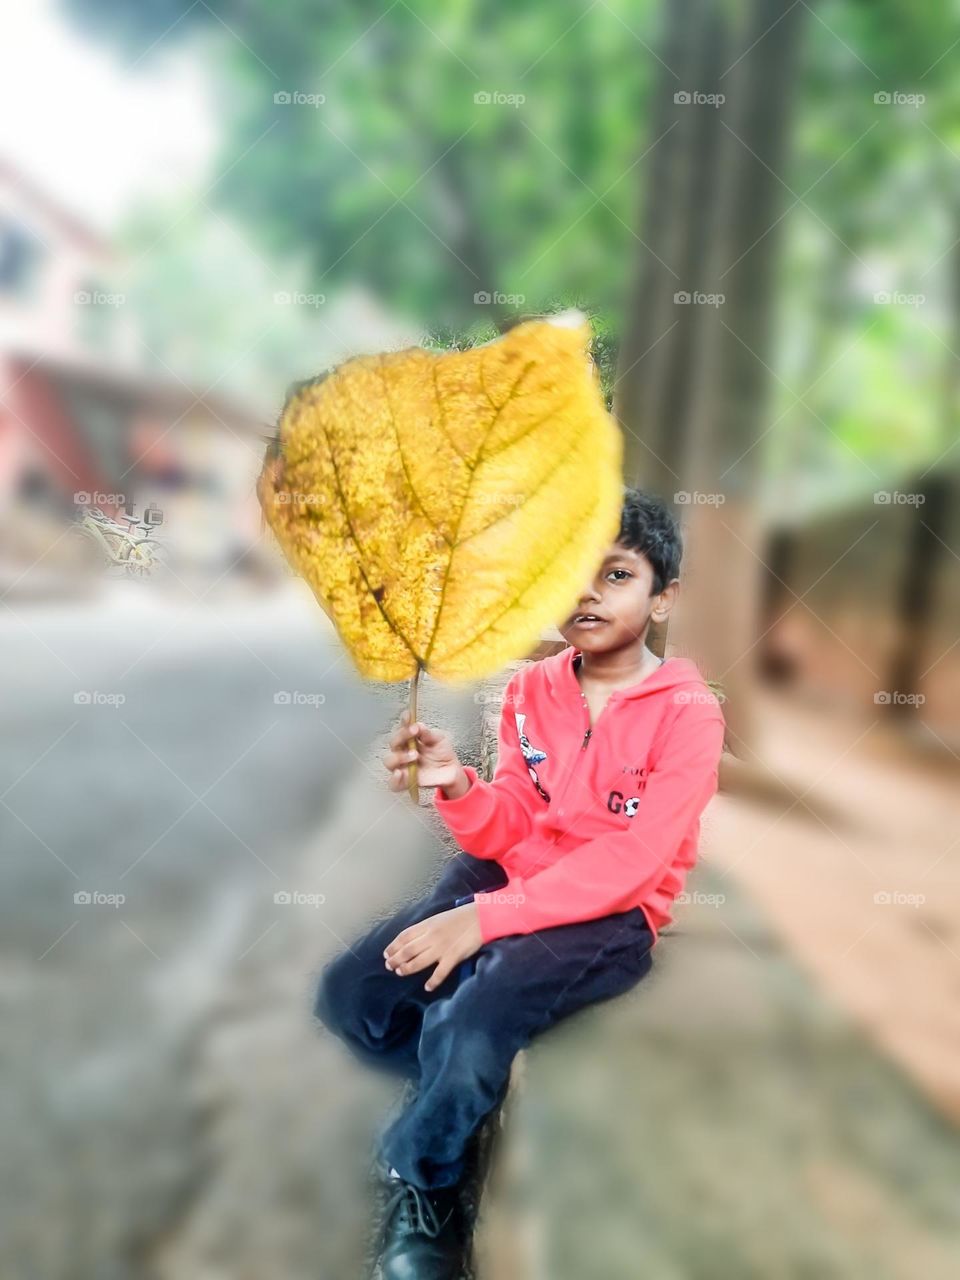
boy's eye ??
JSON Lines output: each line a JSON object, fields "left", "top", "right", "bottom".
{"left": 607, "top": 569, "right": 631, "bottom": 582}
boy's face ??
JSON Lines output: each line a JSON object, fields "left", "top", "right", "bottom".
{"left": 558, "top": 541, "right": 678, "bottom": 652}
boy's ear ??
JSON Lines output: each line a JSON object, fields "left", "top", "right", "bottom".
{"left": 650, "top": 577, "right": 680, "bottom": 623}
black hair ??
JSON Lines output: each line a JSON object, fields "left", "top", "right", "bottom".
{"left": 616, "top": 488, "right": 682, "bottom": 595}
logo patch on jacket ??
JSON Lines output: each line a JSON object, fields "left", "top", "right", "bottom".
{"left": 515, "top": 711, "right": 550, "bottom": 802}
{"left": 608, "top": 764, "right": 649, "bottom": 816}
{"left": 607, "top": 789, "right": 644, "bottom": 817}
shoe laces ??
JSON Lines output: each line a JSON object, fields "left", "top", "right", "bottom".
{"left": 382, "top": 1179, "right": 452, "bottom": 1240}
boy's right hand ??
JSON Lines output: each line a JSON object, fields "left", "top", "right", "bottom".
{"left": 383, "top": 709, "right": 470, "bottom": 798}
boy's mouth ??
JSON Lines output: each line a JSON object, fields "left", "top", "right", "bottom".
{"left": 570, "top": 613, "right": 609, "bottom": 629}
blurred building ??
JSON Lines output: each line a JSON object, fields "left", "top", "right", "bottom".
{"left": 0, "top": 159, "right": 267, "bottom": 581}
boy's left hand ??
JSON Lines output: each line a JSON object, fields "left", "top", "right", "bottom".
{"left": 384, "top": 903, "right": 483, "bottom": 991}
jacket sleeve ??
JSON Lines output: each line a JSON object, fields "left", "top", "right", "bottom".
{"left": 433, "top": 673, "right": 538, "bottom": 859}
{"left": 473, "top": 704, "right": 726, "bottom": 941}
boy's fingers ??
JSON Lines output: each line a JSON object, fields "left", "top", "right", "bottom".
{"left": 390, "top": 722, "right": 421, "bottom": 750}
{"left": 383, "top": 747, "right": 417, "bottom": 770}
{"left": 388, "top": 940, "right": 435, "bottom": 974}
{"left": 394, "top": 949, "right": 434, "bottom": 976}
{"left": 425, "top": 956, "right": 454, "bottom": 991}
{"left": 384, "top": 925, "right": 428, "bottom": 960}
{"left": 394, "top": 940, "right": 431, "bottom": 969}
{"left": 395, "top": 936, "right": 432, "bottom": 964}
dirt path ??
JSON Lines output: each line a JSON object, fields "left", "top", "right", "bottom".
{"left": 710, "top": 688, "right": 960, "bottom": 1123}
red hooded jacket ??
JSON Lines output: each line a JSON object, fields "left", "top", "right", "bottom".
{"left": 433, "top": 646, "right": 726, "bottom": 945}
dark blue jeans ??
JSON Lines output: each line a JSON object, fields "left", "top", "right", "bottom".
{"left": 314, "top": 852, "right": 655, "bottom": 1189}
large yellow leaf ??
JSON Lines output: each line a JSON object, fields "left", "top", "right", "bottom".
{"left": 257, "top": 312, "right": 623, "bottom": 685}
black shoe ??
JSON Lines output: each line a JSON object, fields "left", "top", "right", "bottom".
{"left": 375, "top": 1174, "right": 467, "bottom": 1280}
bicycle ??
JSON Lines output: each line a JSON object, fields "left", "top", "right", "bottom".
{"left": 70, "top": 506, "right": 166, "bottom": 579}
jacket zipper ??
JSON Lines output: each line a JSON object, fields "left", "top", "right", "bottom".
{"left": 559, "top": 652, "right": 663, "bottom": 806}
{"left": 551, "top": 695, "right": 595, "bottom": 815}
{"left": 554, "top": 656, "right": 614, "bottom": 811}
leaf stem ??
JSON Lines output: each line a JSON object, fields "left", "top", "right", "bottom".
{"left": 407, "top": 664, "right": 422, "bottom": 804}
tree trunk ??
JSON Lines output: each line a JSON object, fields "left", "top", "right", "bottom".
{"left": 614, "top": 0, "right": 733, "bottom": 497}
{"left": 616, "top": 0, "right": 809, "bottom": 755}
{"left": 681, "top": 0, "right": 808, "bottom": 752}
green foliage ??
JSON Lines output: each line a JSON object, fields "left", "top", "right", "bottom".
{"left": 61, "top": 0, "right": 960, "bottom": 504}
{"left": 765, "top": 0, "right": 960, "bottom": 503}
{"left": 63, "top": 0, "right": 657, "bottom": 331}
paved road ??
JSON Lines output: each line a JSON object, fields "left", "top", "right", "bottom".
{"left": 0, "top": 580, "right": 481, "bottom": 1280}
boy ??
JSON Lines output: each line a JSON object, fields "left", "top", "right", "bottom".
{"left": 315, "top": 489, "right": 726, "bottom": 1279}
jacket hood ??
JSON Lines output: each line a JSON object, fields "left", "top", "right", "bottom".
{"left": 542, "top": 645, "right": 711, "bottom": 703}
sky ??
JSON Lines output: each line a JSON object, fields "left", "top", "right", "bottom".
{"left": 0, "top": 0, "right": 217, "bottom": 231}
